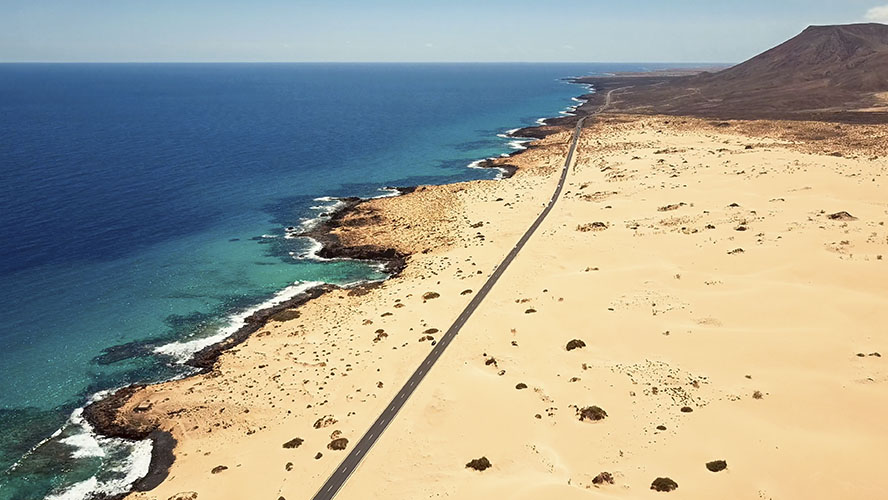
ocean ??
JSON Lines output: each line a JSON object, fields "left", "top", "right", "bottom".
{"left": 0, "top": 62, "right": 671, "bottom": 499}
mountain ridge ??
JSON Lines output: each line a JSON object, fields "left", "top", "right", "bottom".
{"left": 573, "top": 23, "right": 888, "bottom": 122}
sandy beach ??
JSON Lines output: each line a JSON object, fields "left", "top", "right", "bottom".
{"left": 96, "top": 110, "right": 888, "bottom": 500}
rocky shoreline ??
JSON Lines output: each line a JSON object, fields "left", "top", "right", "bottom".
{"left": 80, "top": 93, "right": 581, "bottom": 499}
{"left": 83, "top": 385, "right": 176, "bottom": 499}
{"left": 81, "top": 199, "right": 414, "bottom": 497}
{"left": 83, "top": 284, "right": 343, "bottom": 499}
{"left": 298, "top": 193, "right": 412, "bottom": 275}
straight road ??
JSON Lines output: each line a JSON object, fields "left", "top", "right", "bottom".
{"left": 309, "top": 93, "right": 617, "bottom": 499}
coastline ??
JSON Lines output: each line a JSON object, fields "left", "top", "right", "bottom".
{"left": 81, "top": 76, "right": 888, "bottom": 499}
{"left": 78, "top": 90, "right": 583, "bottom": 499}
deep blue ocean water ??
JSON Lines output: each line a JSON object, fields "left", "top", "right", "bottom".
{"left": 0, "top": 62, "right": 672, "bottom": 499}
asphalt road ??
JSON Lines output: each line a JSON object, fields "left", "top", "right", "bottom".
{"left": 310, "top": 108, "right": 596, "bottom": 500}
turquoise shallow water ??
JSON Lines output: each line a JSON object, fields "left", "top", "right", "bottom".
{"left": 0, "top": 62, "right": 677, "bottom": 499}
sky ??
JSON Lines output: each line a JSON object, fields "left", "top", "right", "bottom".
{"left": 1, "top": 0, "right": 887, "bottom": 63}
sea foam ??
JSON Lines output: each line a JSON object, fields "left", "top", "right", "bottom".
{"left": 45, "top": 439, "right": 152, "bottom": 500}
{"left": 42, "top": 391, "right": 153, "bottom": 500}
{"left": 154, "top": 280, "right": 324, "bottom": 363}
{"left": 467, "top": 158, "right": 510, "bottom": 180}
{"left": 371, "top": 187, "right": 402, "bottom": 199}
{"left": 295, "top": 197, "right": 347, "bottom": 232}
{"left": 295, "top": 237, "right": 329, "bottom": 261}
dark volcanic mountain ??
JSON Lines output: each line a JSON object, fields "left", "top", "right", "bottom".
{"left": 713, "top": 23, "right": 888, "bottom": 92}
{"left": 575, "top": 23, "right": 888, "bottom": 122}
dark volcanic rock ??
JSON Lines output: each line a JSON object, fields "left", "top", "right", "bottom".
{"left": 271, "top": 309, "right": 301, "bottom": 322}
{"left": 296, "top": 196, "right": 409, "bottom": 277}
{"left": 473, "top": 159, "right": 519, "bottom": 179}
{"left": 316, "top": 243, "right": 407, "bottom": 273}
{"left": 131, "top": 430, "right": 177, "bottom": 492}
{"left": 82, "top": 389, "right": 179, "bottom": 493}
{"left": 658, "top": 203, "right": 686, "bottom": 212}
{"left": 577, "top": 221, "right": 609, "bottom": 232}
{"left": 577, "top": 406, "right": 608, "bottom": 422}
{"left": 706, "top": 460, "right": 728, "bottom": 472}
{"left": 592, "top": 471, "right": 615, "bottom": 485}
{"left": 513, "top": 116, "right": 580, "bottom": 139}
{"left": 211, "top": 465, "right": 228, "bottom": 474}
{"left": 313, "top": 416, "right": 337, "bottom": 429}
{"left": 651, "top": 477, "right": 679, "bottom": 492}
{"left": 282, "top": 438, "right": 304, "bottom": 449}
{"left": 167, "top": 493, "right": 198, "bottom": 500}
{"left": 828, "top": 211, "right": 857, "bottom": 221}
{"left": 516, "top": 383, "right": 528, "bottom": 390}
{"left": 422, "top": 291, "right": 440, "bottom": 300}
{"left": 566, "top": 339, "right": 587, "bottom": 351}
{"left": 82, "top": 386, "right": 157, "bottom": 440}
{"left": 466, "top": 456, "right": 492, "bottom": 471}
{"left": 680, "top": 406, "right": 694, "bottom": 413}
{"left": 327, "top": 438, "right": 349, "bottom": 451}
{"left": 188, "top": 284, "right": 335, "bottom": 371}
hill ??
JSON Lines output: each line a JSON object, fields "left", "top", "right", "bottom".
{"left": 574, "top": 23, "right": 888, "bottom": 122}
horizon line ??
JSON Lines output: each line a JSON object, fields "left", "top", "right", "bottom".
{"left": 0, "top": 60, "right": 733, "bottom": 65}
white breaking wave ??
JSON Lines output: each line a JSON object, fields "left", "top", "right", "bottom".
{"left": 467, "top": 158, "right": 489, "bottom": 169}
{"left": 507, "top": 139, "right": 531, "bottom": 150}
{"left": 45, "top": 439, "right": 152, "bottom": 500}
{"left": 153, "top": 281, "right": 324, "bottom": 363}
{"left": 369, "top": 261, "right": 391, "bottom": 275}
{"left": 45, "top": 478, "right": 99, "bottom": 500}
{"left": 41, "top": 391, "right": 153, "bottom": 500}
{"left": 295, "top": 237, "right": 329, "bottom": 261}
{"left": 371, "top": 187, "right": 401, "bottom": 199}
{"left": 467, "top": 157, "right": 509, "bottom": 180}
{"left": 60, "top": 433, "right": 104, "bottom": 459}
{"left": 296, "top": 197, "right": 347, "bottom": 232}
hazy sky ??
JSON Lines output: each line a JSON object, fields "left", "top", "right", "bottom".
{"left": 2, "top": 0, "right": 887, "bottom": 63}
